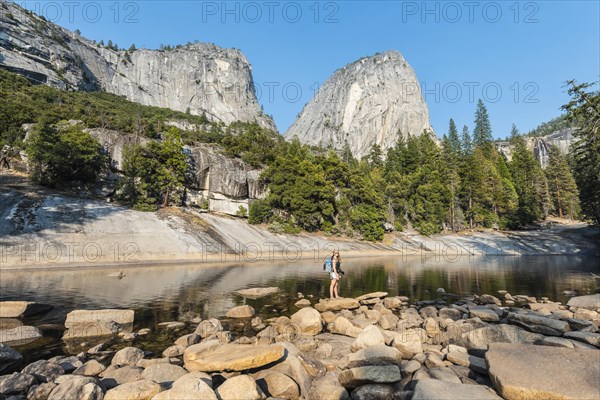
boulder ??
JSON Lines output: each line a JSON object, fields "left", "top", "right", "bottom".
{"left": 329, "top": 316, "right": 362, "bottom": 338}
{"left": 338, "top": 365, "right": 401, "bottom": 388}
{"left": 527, "top": 302, "right": 560, "bottom": 315}
{"left": 153, "top": 379, "right": 216, "bottom": 400}
{"left": 458, "top": 324, "right": 543, "bottom": 351}
{"left": 507, "top": 312, "right": 570, "bottom": 336}
{"left": 21, "top": 360, "right": 64, "bottom": 383}
{"left": 567, "top": 294, "right": 600, "bottom": 310}
{"left": 439, "top": 308, "right": 462, "bottom": 321}
{"left": 400, "top": 360, "right": 421, "bottom": 375}
{"left": 307, "top": 377, "right": 349, "bottom": 400}
{"left": 27, "top": 382, "right": 57, "bottom": 400}
{"left": 214, "top": 375, "right": 265, "bottom": 400}
{"left": 184, "top": 344, "right": 285, "bottom": 372}
{"left": 315, "top": 298, "right": 360, "bottom": 312}
{"left": 350, "top": 383, "right": 395, "bottom": 400}
{"left": 226, "top": 305, "right": 255, "bottom": 319}
{"left": 391, "top": 329, "right": 424, "bottom": 358}
{"left": 351, "top": 325, "right": 385, "bottom": 352}
{"left": 291, "top": 307, "right": 322, "bottom": 336}
{"left": 446, "top": 352, "right": 487, "bottom": 374}
{"left": 424, "top": 353, "right": 445, "bottom": 369}
{"left": 0, "top": 344, "right": 23, "bottom": 373}
{"left": 73, "top": 360, "right": 106, "bottom": 376}
{"left": 0, "top": 326, "right": 42, "bottom": 346}
{"left": 174, "top": 333, "right": 201, "bottom": 348}
{"left": 105, "top": 379, "right": 163, "bottom": 400}
{"left": 48, "top": 375, "right": 103, "bottom": 400}
{"left": 194, "top": 318, "right": 223, "bottom": 338}
{"left": 486, "top": 343, "right": 600, "bottom": 400}
{"left": 378, "top": 314, "right": 399, "bottom": 330}
{"left": 235, "top": 287, "right": 280, "bottom": 299}
{"left": 564, "top": 331, "right": 600, "bottom": 348}
{"left": 162, "top": 345, "right": 185, "bottom": 358}
{"left": 383, "top": 297, "right": 402, "bottom": 309}
{"left": 469, "top": 307, "right": 500, "bottom": 322}
{"left": 297, "top": 353, "right": 326, "bottom": 378}
{"left": 137, "top": 358, "right": 172, "bottom": 368}
{"left": 111, "top": 347, "right": 145, "bottom": 366}
{"left": 141, "top": 364, "right": 187, "bottom": 388}
{"left": 539, "top": 336, "right": 575, "bottom": 348}
{"left": 295, "top": 299, "right": 311, "bottom": 308}
{"left": 347, "top": 345, "right": 402, "bottom": 368}
{"left": 428, "top": 367, "right": 461, "bottom": 384}
{"left": 256, "top": 371, "right": 300, "bottom": 399}
{"left": 0, "top": 302, "right": 52, "bottom": 318}
{"left": 172, "top": 372, "right": 213, "bottom": 390}
{"left": 100, "top": 366, "right": 144, "bottom": 389}
{"left": 479, "top": 294, "right": 502, "bottom": 306}
{"left": 412, "top": 379, "right": 502, "bottom": 400}
{"left": 0, "top": 372, "right": 36, "bottom": 396}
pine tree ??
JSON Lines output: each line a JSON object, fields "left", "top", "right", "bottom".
{"left": 368, "top": 143, "right": 384, "bottom": 169}
{"left": 447, "top": 119, "right": 461, "bottom": 156}
{"left": 562, "top": 80, "right": 600, "bottom": 225}
{"left": 509, "top": 134, "right": 550, "bottom": 224}
{"left": 545, "top": 145, "right": 580, "bottom": 219}
{"left": 473, "top": 99, "right": 493, "bottom": 148}
{"left": 461, "top": 125, "right": 472, "bottom": 156}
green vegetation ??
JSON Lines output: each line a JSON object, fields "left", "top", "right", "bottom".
{"left": 562, "top": 80, "right": 600, "bottom": 226}
{"left": 25, "top": 120, "right": 108, "bottom": 187}
{"left": 545, "top": 145, "right": 580, "bottom": 219}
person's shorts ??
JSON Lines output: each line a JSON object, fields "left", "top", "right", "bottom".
{"left": 330, "top": 272, "right": 339, "bottom": 280}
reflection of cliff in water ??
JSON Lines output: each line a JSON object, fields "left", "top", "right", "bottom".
{"left": 1, "top": 255, "right": 598, "bottom": 325}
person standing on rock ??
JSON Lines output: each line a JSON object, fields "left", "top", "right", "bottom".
{"left": 330, "top": 251, "right": 342, "bottom": 299}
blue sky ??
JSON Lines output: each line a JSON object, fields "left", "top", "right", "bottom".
{"left": 20, "top": 1, "right": 600, "bottom": 139}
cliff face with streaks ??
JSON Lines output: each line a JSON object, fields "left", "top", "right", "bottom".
{"left": 285, "top": 51, "right": 435, "bottom": 158}
{"left": 0, "top": 2, "right": 276, "bottom": 130}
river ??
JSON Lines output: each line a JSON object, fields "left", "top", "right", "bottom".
{"left": 1, "top": 254, "right": 599, "bottom": 363}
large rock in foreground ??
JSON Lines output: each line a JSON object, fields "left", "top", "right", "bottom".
{"left": 486, "top": 343, "right": 600, "bottom": 400}
{"left": 184, "top": 344, "right": 285, "bottom": 372}
{"left": 412, "top": 379, "right": 502, "bottom": 400}
{"left": 0, "top": 301, "right": 52, "bottom": 318}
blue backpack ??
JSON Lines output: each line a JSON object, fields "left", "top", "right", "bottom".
{"left": 323, "top": 257, "right": 333, "bottom": 273}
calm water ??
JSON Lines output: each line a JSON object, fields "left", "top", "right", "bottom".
{"left": 1, "top": 255, "right": 599, "bottom": 362}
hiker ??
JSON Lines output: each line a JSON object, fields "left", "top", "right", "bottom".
{"left": 329, "top": 250, "right": 342, "bottom": 299}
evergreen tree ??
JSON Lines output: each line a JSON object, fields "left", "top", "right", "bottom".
{"left": 447, "top": 119, "right": 461, "bottom": 155}
{"left": 562, "top": 80, "right": 600, "bottom": 225}
{"left": 368, "top": 143, "right": 384, "bottom": 169}
{"left": 509, "top": 134, "right": 550, "bottom": 224}
{"left": 461, "top": 125, "right": 472, "bottom": 156}
{"left": 473, "top": 99, "right": 493, "bottom": 148}
{"left": 545, "top": 145, "right": 580, "bottom": 219}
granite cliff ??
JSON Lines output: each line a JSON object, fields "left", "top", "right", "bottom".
{"left": 0, "top": 2, "right": 275, "bottom": 130}
{"left": 285, "top": 51, "right": 435, "bottom": 159}
{"left": 496, "top": 128, "right": 576, "bottom": 168}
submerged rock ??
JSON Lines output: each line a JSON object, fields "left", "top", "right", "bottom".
{"left": 0, "top": 326, "right": 43, "bottom": 346}
{"left": 0, "top": 301, "right": 52, "bottom": 318}
{"left": 226, "top": 305, "right": 255, "bottom": 319}
{"left": 235, "top": 287, "right": 280, "bottom": 299}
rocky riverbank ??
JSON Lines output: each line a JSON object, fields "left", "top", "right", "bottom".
{"left": 1, "top": 290, "right": 599, "bottom": 399}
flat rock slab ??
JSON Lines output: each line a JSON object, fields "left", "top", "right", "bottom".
{"left": 65, "top": 309, "right": 134, "bottom": 326}
{"left": 315, "top": 298, "right": 360, "bottom": 312}
{"left": 412, "top": 379, "right": 502, "bottom": 400}
{"left": 185, "top": 344, "right": 285, "bottom": 372}
{"left": 355, "top": 292, "right": 388, "bottom": 302}
{"left": 338, "top": 365, "right": 401, "bottom": 388}
{"left": 235, "top": 287, "right": 280, "bottom": 299}
{"left": 507, "top": 312, "right": 570, "bottom": 336}
{"left": 0, "top": 326, "right": 42, "bottom": 346}
{"left": 567, "top": 294, "right": 600, "bottom": 310}
{"left": 0, "top": 302, "right": 52, "bottom": 318}
{"left": 486, "top": 343, "right": 600, "bottom": 400}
